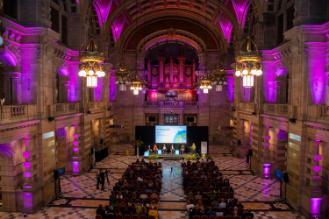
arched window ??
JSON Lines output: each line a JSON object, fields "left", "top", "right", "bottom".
{"left": 0, "top": 50, "right": 20, "bottom": 105}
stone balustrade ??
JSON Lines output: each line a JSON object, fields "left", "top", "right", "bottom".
{"left": 238, "top": 102, "right": 256, "bottom": 113}
{"left": 88, "top": 102, "right": 105, "bottom": 113}
{"left": 263, "top": 104, "right": 289, "bottom": 116}
{"left": 0, "top": 105, "right": 38, "bottom": 124}
{"left": 145, "top": 100, "right": 197, "bottom": 108}
{"left": 54, "top": 103, "right": 80, "bottom": 116}
{"left": 307, "top": 105, "right": 329, "bottom": 122}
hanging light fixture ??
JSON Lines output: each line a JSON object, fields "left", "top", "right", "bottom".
{"left": 211, "top": 66, "right": 227, "bottom": 92}
{"left": 79, "top": 39, "right": 105, "bottom": 88}
{"left": 115, "top": 62, "right": 131, "bottom": 91}
{"left": 234, "top": 37, "right": 262, "bottom": 88}
{"left": 199, "top": 77, "right": 212, "bottom": 94}
{"left": 130, "top": 79, "right": 143, "bottom": 95}
{"left": 78, "top": 0, "right": 106, "bottom": 88}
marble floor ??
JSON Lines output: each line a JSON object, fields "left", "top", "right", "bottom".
{"left": 0, "top": 146, "right": 304, "bottom": 219}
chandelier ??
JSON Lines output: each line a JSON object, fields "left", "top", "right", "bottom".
{"left": 234, "top": 37, "right": 262, "bottom": 88}
{"left": 115, "top": 63, "right": 131, "bottom": 91}
{"left": 211, "top": 67, "right": 227, "bottom": 92}
{"left": 199, "top": 78, "right": 212, "bottom": 94}
{"left": 130, "top": 79, "right": 143, "bottom": 95}
{"left": 78, "top": 39, "right": 106, "bottom": 88}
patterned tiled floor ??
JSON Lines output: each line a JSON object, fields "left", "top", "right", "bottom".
{"left": 0, "top": 146, "right": 304, "bottom": 219}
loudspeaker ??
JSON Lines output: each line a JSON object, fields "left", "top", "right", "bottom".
{"left": 283, "top": 172, "right": 289, "bottom": 183}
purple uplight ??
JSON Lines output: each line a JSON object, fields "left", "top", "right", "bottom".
{"left": 312, "top": 165, "right": 321, "bottom": 173}
{"left": 23, "top": 151, "right": 30, "bottom": 159}
{"left": 21, "top": 45, "right": 39, "bottom": 103}
{"left": 242, "top": 87, "right": 252, "bottom": 102}
{"left": 111, "top": 17, "right": 124, "bottom": 42}
{"left": 72, "top": 161, "right": 80, "bottom": 174}
{"left": 232, "top": 0, "right": 249, "bottom": 27}
{"left": 94, "top": 77, "right": 103, "bottom": 101}
{"left": 109, "top": 72, "right": 117, "bottom": 101}
{"left": 93, "top": 0, "right": 113, "bottom": 28}
{"left": 0, "top": 49, "right": 17, "bottom": 66}
{"left": 23, "top": 162, "right": 31, "bottom": 169}
{"left": 218, "top": 15, "right": 233, "bottom": 43}
{"left": 23, "top": 192, "right": 33, "bottom": 210}
{"left": 306, "top": 43, "right": 326, "bottom": 104}
{"left": 56, "top": 127, "right": 66, "bottom": 138}
{"left": 226, "top": 72, "right": 234, "bottom": 102}
{"left": 64, "top": 52, "right": 80, "bottom": 102}
{"left": 24, "top": 172, "right": 32, "bottom": 178}
{"left": 263, "top": 163, "right": 271, "bottom": 179}
{"left": 0, "top": 144, "right": 13, "bottom": 158}
{"left": 262, "top": 59, "right": 278, "bottom": 103}
{"left": 310, "top": 197, "right": 322, "bottom": 216}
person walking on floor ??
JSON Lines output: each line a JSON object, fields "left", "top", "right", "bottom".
{"left": 96, "top": 170, "right": 101, "bottom": 190}
{"left": 100, "top": 170, "right": 106, "bottom": 191}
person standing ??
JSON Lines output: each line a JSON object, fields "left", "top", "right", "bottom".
{"left": 100, "top": 170, "right": 105, "bottom": 191}
{"left": 96, "top": 170, "right": 101, "bottom": 190}
{"left": 170, "top": 144, "right": 175, "bottom": 155}
{"left": 105, "top": 169, "right": 110, "bottom": 188}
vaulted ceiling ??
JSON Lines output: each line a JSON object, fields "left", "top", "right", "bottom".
{"left": 91, "top": 0, "right": 251, "bottom": 51}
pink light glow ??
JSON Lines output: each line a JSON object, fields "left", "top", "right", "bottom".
{"left": 262, "top": 57, "right": 278, "bottom": 103}
{"left": 23, "top": 151, "right": 30, "bottom": 159}
{"left": 306, "top": 42, "right": 326, "bottom": 104}
{"left": 73, "top": 141, "right": 79, "bottom": 147}
{"left": 24, "top": 172, "right": 32, "bottom": 178}
{"left": 73, "top": 147, "right": 79, "bottom": 153}
{"left": 313, "top": 155, "right": 322, "bottom": 162}
{"left": 23, "top": 162, "right": 31, "bottom": 169}
{"left": 72, "top": 161, "right": 80, "bottom": 174}
{"left": 218, "top": 15, "right": 233, "bottom": 43}
{"left": 226, "top": 72, "right": 234, "bottom": 102}
{"left": 23, "top": 192, "right": 33, "bottom": 210}
{"left": 93, "top": 0, "right": 112, "bottom": 28}
{"left": 312, "top": 165, "right": 321, "bottom": 173}
{"left": 232, "top": 0, "right": 249, "bottom": 27}
{"left": 111, "top": 18, "right": 124, "bottom": 42}
{"left": 310, "top": 197, "right": 322, "bottom": 216}
{"left": 263, "top": 163, "right": 271, "bottom": 179}
{"left": 23, "top": 184, "right": 32, "bottom": 189}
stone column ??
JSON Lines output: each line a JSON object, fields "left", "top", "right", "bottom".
{"left": 262, "top": 127, "right": 272, "bottom": 178}
{"left": 309, "top": 140, "right": 323, "bottom": 218}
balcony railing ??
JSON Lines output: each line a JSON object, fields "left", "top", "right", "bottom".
{"left": 0, "top": 105, "right": 38, "bottom": 123}
{"left": 307, "top": 105, "right": 329, "bottom": 121}
{"left": 88, "top": 102, "right": 105, "bottom": 113}
{"left": 238, "top": 103, "right": 256, "bottom": 113}
{"left": 263, "top": 104, "right": 289, "bottom": 116}
{"left": 145, "top": 100, "right": 197, "bottom": 108}
{"left": 54, "top": 103, "right": 80, "bottom": 115}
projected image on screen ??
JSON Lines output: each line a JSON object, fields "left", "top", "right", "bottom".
{"left": 155, "top": 126, "right": 187, "bottom": 144}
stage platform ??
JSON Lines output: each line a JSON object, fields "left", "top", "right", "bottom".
{"left": 145, "top": 154, "right": 186, "bottom": 160}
